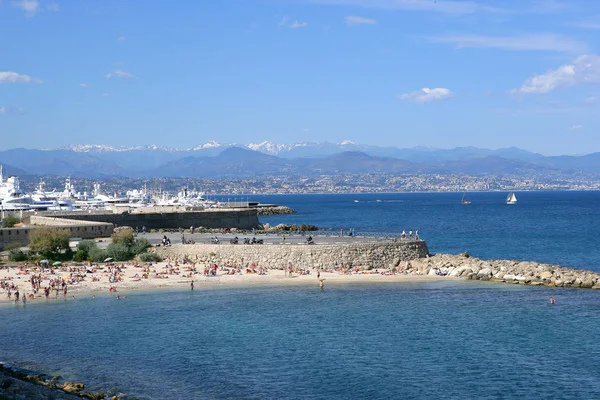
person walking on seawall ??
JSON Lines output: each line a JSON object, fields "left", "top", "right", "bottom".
{"left": 340, "top": 228, "right": 344, "bottom": 237}
{"left": 415, "top": 230, "right": 419, "bottom": 240}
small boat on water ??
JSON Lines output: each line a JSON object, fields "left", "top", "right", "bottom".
{"left": 354, "top": 200, "right": 359, "bottom": 203}
{"left": 461, "top": 193, "right": 471, "bottom": 205}
{"left": 506, "top": 192, "right": 517, "bottom": 205}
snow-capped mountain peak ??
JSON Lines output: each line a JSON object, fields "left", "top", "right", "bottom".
{"left": 340, "top": 140, "right": 356, "bottom": 146}
{"left": 190, "top": 141, "right": 224, "bottom": 151}
{"left": 248, "top": 141, "right": 293, "bottom": 155}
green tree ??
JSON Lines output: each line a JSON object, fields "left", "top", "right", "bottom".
{"left": 88, "top": 246, "right": 108, "bottom": 263}
{"left": 29, "top": 228, "right": 70, "bottom": 258}
{"left": 130, "top": 237, "right": 151, "bottom": 255}
{"left": 77, "top": 239, "right": 98, "bottom": 254}
{"left": 106, "top": 243, "right": 131, "bottom": 261}
{"left": 1, "top": 215, "right": 19, "bottom": 228}
{"left": 111, "top": 229, "right": 135, "bottom": 248}
{"left": 73, "top": 249, "right": 88, "bottom": 262}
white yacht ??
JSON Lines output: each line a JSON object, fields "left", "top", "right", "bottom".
{"left": 0, "top": 165, "right": 33, "bottom": 211}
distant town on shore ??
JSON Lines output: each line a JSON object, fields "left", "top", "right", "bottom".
{"left": 1, "top": 141, "right": 600, "bottom": 194}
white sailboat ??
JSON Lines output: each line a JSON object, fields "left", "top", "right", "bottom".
{"left": 506, "top": 192, "right": 517, "bottom": 205}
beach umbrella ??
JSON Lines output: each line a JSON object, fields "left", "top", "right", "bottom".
{"left": 104, "top": 257, "right": 113, "bottom": 262}
{"left": 40, "top": 259, "right": 49, "bottom": 263}
{"left": 52, "top": 261, "right": 62, "bottom": 266}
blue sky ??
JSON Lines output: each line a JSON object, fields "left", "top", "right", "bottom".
{"left": 1, "top": 0, "right": 600, "bottom": 155}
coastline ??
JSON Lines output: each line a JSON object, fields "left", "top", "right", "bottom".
{"left": 2, "top": 251, "right": 599, "bottom": 306}
{"left": 0, "top": 265, "right": 456, "bottom": 305}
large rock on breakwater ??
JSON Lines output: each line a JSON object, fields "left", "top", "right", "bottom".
{"left": 420, "top": 253, "right": 600, "bottom": 289}
{"left": 257, "top": 206, "right": 297, "bottom": 216}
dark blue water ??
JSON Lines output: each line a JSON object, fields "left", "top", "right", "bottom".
{"left": 253, "top": 192, "right": 600, "bottom": 271}
{"left": 3, "top": 191, "right": 600, "bottom": 399}
{"left": 3, "top": 282, "right": 600, "bottom": 399}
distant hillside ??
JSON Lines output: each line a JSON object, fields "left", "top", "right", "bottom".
{"left": 1, "top": 141, "right": 600, "bottom": 179}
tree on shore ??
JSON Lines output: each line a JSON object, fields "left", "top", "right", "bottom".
{"left": 29, "top": 228, "right": 71, "bottom": 258}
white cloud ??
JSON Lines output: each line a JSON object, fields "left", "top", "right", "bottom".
{"left": 0, "top": 71, "right": 42, "bottom": 84}
{"left": 101, "top": 93, "right": 110, "bottom": 97}
{"left": 568, "top": 124, "right": 583, "bottom": 130}
{"left": 117, "top": 36, "right": 126, "bottom": 41}
{"left": 47, "top": 3, "right": 59, "bottom": 12}
{"left": 585, "top": 96, "right": 598, "bottom": 103}
{"left": 12, "top": 0, "right": 39, "bottom": 16}
{"left": 79, "top": 83, "right": 89, "bottom": 88}
{"left": 513, "top": 55, "right": 600, "bottom": 94}
{"left": 399, "top": 88, "right": 453, "bottom": 103}
{"left": 431, "top": 34, "right": 587, "bottom": 53}
{"left": 105, "top": 69, "right": 135, "bottom": 79}
{"left": 289, "top": 21, "right": 308, "bottom": 29}
{"left": 344, "top": 16, "right": 376, "bottom": 26}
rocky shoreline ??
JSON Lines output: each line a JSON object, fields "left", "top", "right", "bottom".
{"left": 0, "top": 364, "right": 120, "bottom": 400}
{"left": 256, "top": 206, "right": 297, "bottom": 216}
{"left": 424, "top": 253, "right": 600, "bottom": 289}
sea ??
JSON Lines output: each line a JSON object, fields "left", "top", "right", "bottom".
{"left": 2, "top": 191, "right": 600, "bottom": 399}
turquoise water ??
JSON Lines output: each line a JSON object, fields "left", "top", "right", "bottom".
{"left": 3, "top": 282, "right": 600, "bottom": 399}
{"left": 3, "top": 191, "right": 600, "bottom": 399}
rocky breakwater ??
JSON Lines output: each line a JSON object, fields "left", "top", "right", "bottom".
{"left": 153, "top": 240, "right": 429, "bottom": 269}
{"left": 0, "top": 364, "right": 109, "bottom": 400}
{"left": 257, "top": 206, "right": 297, "bottom": 216}
{"left": 423, "top": 253, "right": 600, "bottom": 289}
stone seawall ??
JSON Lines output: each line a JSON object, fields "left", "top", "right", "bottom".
{"left": 417, "top": 253, "right": 600, "bottom": 289}
{"left": 154, "top": 240, "right": 429, "bottom": 269}
{"left": 38, "top": 209, "right": 260, "bottom": 230}
{"left": 0, "top": 218, "right": 113, "bottom": 249}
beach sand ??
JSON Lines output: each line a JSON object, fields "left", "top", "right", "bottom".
{"left": 0, "top": 260, "right": 452, "bottom": 304}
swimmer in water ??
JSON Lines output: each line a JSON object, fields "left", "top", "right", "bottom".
{"left": 550, "top": 297, "right": 555, "bottom": 304}
{"left": 319, "top": 279, "right": 324, "bottom": 290}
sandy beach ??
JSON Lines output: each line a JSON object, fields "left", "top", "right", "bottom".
{"left": 0, "top": 259, "right": 452, "bottom": 304}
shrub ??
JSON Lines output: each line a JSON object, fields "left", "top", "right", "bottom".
{"left": 106, "top": 243, "right": 131, "bottom": 262}
{"left": 111, "top": 229, "right": 135, "bottom": 248}
{"left": 88, "top": 247, "right": 108, "bottom": 263}
{"left": 77, "top": 240, "right": 98, "bottom": 253}
{"left": 73, "top": 249, "right": 88, "bottom": 262}
{"left": 139, "top": 252, "right": 162, "bottom": 262}
{"left": 130, "top": 238, "right": 151, "bottom": 255}
{"left": 2, "top": 215, "right": 19, "bottom": 228}
{"left": 8, "top": 250, "right": 28, "bottom": 262}
{"left": 29, "top": 228, "right": 70, "bottom": 258}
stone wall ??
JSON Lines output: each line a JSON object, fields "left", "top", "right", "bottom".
{"left": 0, "top": 217, "right": 113, "bottom": 249}
{"left": 37, "top": 209, "right": 259, "bottom": 230}
{"left": 153, "top": 240, "right": 429, "bottom": 269}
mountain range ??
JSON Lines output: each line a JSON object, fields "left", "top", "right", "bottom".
{"left": 0, "top": 141, "right": 599, "bottom": 179}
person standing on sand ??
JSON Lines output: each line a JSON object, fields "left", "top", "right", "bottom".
{"left": 191, "top": 280, "right": 194, "bottom": 291}
{"left": 317, "top": 270, "right": 321, "bottom": 279}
